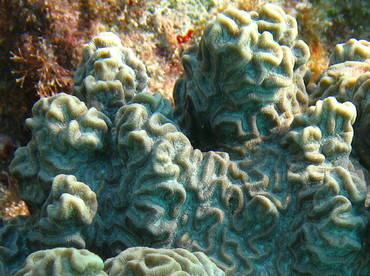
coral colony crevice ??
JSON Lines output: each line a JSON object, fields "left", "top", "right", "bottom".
{"left": 0, "top": 4, "right": 369, "bottom": 275}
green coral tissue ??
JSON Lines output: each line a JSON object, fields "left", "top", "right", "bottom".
{"left": 0, "top": 4, "right": 369, "bottom": 276}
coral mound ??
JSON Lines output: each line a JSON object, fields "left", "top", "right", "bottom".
{"left": 104, "top": 247, "right": 225, "bottom": 276}
{"left": 14, "top": 247, "right": 106, "bottom": 276}
{"left": 308, "top": 38, "right": 370, "bottom": 169}
{"left": 0, "top": 4, "right": 369, "bottom": 276}
{"left": 174, "top": 4, "right": 310, "bottom": 155}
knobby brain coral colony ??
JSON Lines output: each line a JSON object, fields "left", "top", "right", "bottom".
{"left": 1, "top": 4, "right": 369, "bottom": 276}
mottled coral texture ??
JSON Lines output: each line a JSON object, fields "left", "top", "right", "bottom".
{"left": 309, "top": 39, "right": 370, "bottom": 170}
{"left": 0, "top": 4, "right": 369, "bottom": 276}
{"left": 14, "top": 247, "right": 106, "bottom": 276}
{"left": 104, "top": 247, "right": 225, "bottom": 275}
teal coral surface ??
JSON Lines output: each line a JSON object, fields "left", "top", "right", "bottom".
{"left": 1, "top": 4, "right": 369, "bottom": 276}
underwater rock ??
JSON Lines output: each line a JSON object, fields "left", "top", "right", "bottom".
{"left": 1, "top": 4, "right": 369, "bottom": 276}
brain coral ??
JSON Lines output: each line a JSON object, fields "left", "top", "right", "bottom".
{"left": 308, "top": 39, "right": 370, "bottom": 170}
{"left": 0, "top": 4, "right": 369, "bottom": 276}
{"left": 104, "top": 247, "right": 225, "bottom": 276}
{"left": 74, "top": 32, "right": 150, "bottom": 120}
{"left": 174, "top": 4, "right": 310, "bottom": 155}
{"left": 14, "top": 247, "right": 106, "bottom": 276}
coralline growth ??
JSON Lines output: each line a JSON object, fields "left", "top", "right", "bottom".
{"left": 0, "top": 4, "right": 369, "bottom": 276}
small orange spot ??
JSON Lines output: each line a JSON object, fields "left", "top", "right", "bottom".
{"left": 176, "top": 29, "right": 194, "bottom": 44}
